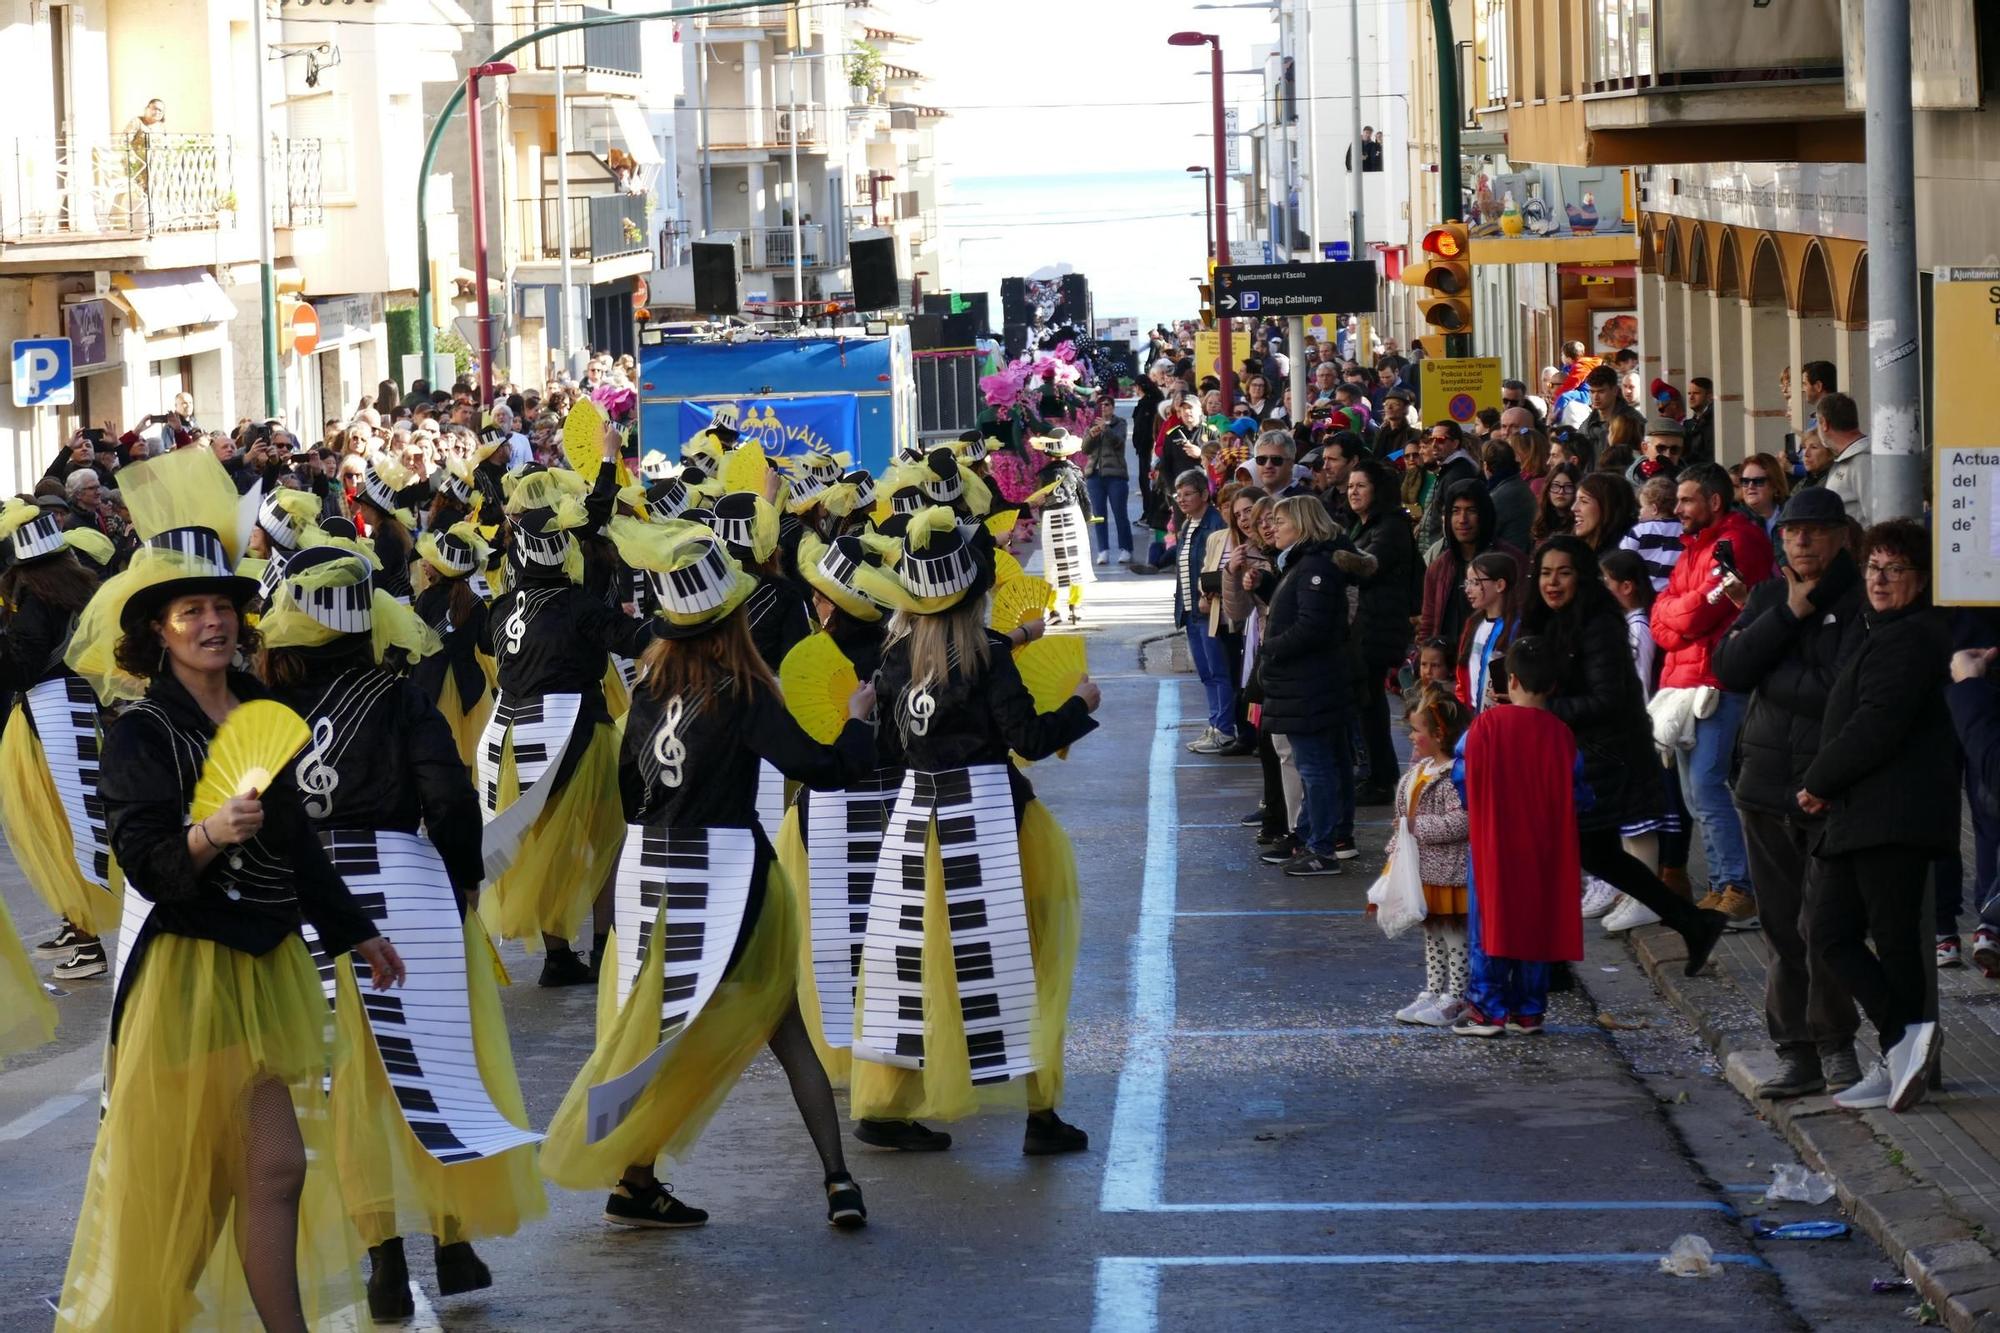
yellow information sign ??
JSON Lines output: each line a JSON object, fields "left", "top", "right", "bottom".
{"left": 1194, "top": 330, "right": 1221, "bottom": 382}
{"left": 1418, "top": 356, "right": 1503, "bottom": 426}
{"left": 1933, "top": 271, "right": 2000, "bottom": 448}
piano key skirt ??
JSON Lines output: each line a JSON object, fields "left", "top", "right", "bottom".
{"left": 0, "top": 701, "right": 118, "bottom": 936}
{"left": 849, "top": 800, "right": 1079, "bottom": 1123}
{"left": 330, "top": 912, "right": 547, "bottom": 1246}
{"left": 56, "top": 933, "right": 364, "bottom": 1331}
{"left": 0, "top": 895, "right": 56, "bottom": 1057}
{"left": 481, "top": 721, "right": 625, "bottom": 944}
{"left": 539, "top": 861, "right": 800, "bottom": 1189}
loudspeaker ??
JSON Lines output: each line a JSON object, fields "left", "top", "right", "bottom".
{"left": 1057, "top": 273, "right": 1090, "bottom": 328}
{"left": 851, "top": 235, "right": 900, "bottom": 311}
{"left": 909, "top": 313, "right": 945, "bottom": 350}
{"left": 1003, "top": 322, "right": 1029, "bottom": 360}
{"left": 691, "top": 240, "right": 739, "bottom": 315}
{"left": 1000, "top": 277, "right": 1028, "bottom": 328}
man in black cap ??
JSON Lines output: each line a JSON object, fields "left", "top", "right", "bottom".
{"left": 1711, "top": 485, "right": 1865, "bottom": 1098}
{"left": 1372, "top": 387, "right": 1420, "bottom": 464}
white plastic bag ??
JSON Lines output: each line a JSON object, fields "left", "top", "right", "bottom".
{"left": 1368, "top": 821, "right": 1429, "bottom": 939}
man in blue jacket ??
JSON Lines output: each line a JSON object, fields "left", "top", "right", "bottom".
{"left": 1173, "top": 469, "right": 1243, "bottom": 755}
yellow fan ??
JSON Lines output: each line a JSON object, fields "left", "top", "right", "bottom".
{"left": 779, "top": 633, "right": 859, "bottom": 744}
{"left": 191, "top": 701, "right": 312, "bottom": 821}
{"left": 722, "top": 440, "right": 770, "bottom": 498}
{"left": 562, "top": 397, "right": 632, "bottom": 488}
{"left": 993, "top": 549, "right": 1025, "bottom": 587}
{"left": 990, "top": 574, "right": 1053, "bottom": 635}
{"left": 1014, "top": 635, "right": 1086, "bottom": 715}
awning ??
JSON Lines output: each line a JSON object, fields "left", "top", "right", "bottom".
{"left": 110, "top": 268, "right": 238, "bottom": 333}
{"left": 610, "top": 100, "right": 663, "bottom": 168}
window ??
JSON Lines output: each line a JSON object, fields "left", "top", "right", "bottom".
{"left": 1479, "top": 0, "right": 1511, "bottom": 105}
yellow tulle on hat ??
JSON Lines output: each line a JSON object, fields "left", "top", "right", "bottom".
{"left": 66, "top": 546, "right": 246, "bottom": 703}
{"left": 298, "top": 523, "right": 381, "bottom": 570}
{"left": 721, "top": 440, "right": 770, "bottom": 498}
{"left": 797, "top": 532, "right": 883, "bottom": 623}
{"left": 119, "top": 447, "right": 243, "bottom": 559}
{"left": 60, "top": 527, "right": 114, "bottom": 568}
{"left": 259, "top": 553, "right": 441, "bottom": 665}
{"left": 778, "top": 632, "right": 859, "bottom": 744}
{"left": 415, "top": 523, "right": 493, "bottom": 581}
{"left": 682, "top": 433, "right": 724, "bottom": 474}
{"left": 503, "top": 467, "right": 590, "bottom": 517}
{"left": 562, "top": 397, "right": 633, "bottom": 488}
{"left": 0, "top": 497, "right": 45, "bottom": 545}
{"left": 820, "top": 479, "right": 866, "bottom": 519}
{"left": 604, "top": 515, "right": 755, "bottom": 627}
{"left": 902, "top": 505, "right": 959, "bottom": 553}
{"left": 260, "top": 487, "right": 324, "bottom": 540}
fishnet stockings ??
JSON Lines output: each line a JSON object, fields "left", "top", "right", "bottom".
{"left": 239, "top": 1078, "right": 308, "bottom": 1333}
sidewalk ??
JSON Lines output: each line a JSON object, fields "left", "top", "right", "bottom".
{"left": 1624, "top": 911, "right": 2000, "bottom": 1331}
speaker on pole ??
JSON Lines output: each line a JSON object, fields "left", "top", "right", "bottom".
{"left": 691, "top": 239, "right": 739, "bottom": 316}
{"left": 850, "top": 229, "right": 900, "bottom": 311}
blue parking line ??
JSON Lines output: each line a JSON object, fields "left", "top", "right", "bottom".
{"left": 1174, "top": 1025, "right": 1603, "bottom": 1038}
{"left": 1146, "top": 1200, "right": 1736, "bottom": 1214}
{"left": 1173, "top": 909, "right": 1365, "bottom": 916}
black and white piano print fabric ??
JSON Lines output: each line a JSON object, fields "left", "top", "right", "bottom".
{"left": 303, "top": 829, "right": 542, "bottom": 1164}
{"left": 854, "top": 764, "right": 1039, "bottom": 1084}
{"left": 803, "top": 771, "right": 900, "bottom": 1050}
{"left": 586, "top": 824, "right": 755, "bottom": 1143}
{"left": 22, "top": 676, "right": 112, "bottom": 889}
{"left": 475, "top": 691, "right": 584, "bottom": 880}
{"left": 756, "top": 759, "right": 786, "bottom": 834}
{"left": 1039, "top": 501, "right": 1093, "bottom": 591}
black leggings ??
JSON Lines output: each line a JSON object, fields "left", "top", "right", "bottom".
{"left": 1258, "top": 728, "right": 1287, "bottom": 836}
{"left": 1357, "top": 654, "right": 1401, "bottom": 788}
{"left": 1578, "top": 829, "right": 1706, "bottom": 940}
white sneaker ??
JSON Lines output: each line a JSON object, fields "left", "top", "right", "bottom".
{"left": 1118, "top": 550, "right": 1134, "bottom": 565}
{"left": 1185, "top": 727, "right": 1217, "bottom": 753}
{"left": 1888, "top": 1021, "right": 1937, "bottom": 1112}
{"left": 1095, "top": 549, "right": 1109, "bottom": 566}
{"left": 1833, "top": 1058, "right": 1893, "bottom": 1110}
{"left": 1394, "top": 992, "right": 1438, "bottom": 1024}
{"left": 1602, "top": 895, "right": 1661, "bottom": 934}
{"left": 1580, "top": 877, "right": 1621, "bottom": 919}
{"left": 1414, "top": 996, "right": 1461, "bottom": 1028}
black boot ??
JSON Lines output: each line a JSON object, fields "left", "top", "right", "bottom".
{"left": 1758, "top": 1048, "right": 1826, "bottom": 1100}
{"left": 433, "top": 1237, "right": 493, "bottom": 1297}
{"left": 1023, "top": 1110, "right": 1089, "bottom": 1156}
{"left": 538, "top": 949, "right": 593, "bottom": 988}
{"left": 367, "top": 1238, "right": 415, "bottom": 1322}
{"left": 853, "top": 1118, "right": 952, "bottom": 1152}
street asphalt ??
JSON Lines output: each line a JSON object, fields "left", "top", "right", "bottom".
{"left": 0, "top": 570, "right": 1910, "bottom": 1330}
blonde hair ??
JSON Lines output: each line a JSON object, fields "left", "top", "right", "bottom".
{"left": 888, "top": 596, "right": 991, "bottom": 692}
{"left": 1273, "top": 494, "right": 1336, "bottom": 545}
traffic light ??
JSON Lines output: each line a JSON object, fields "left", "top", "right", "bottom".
{"left": 1400, "top": 222, "right": 1472, "bottom": 337}
{"left": 1198, "top": 282, "right": 1216, "bottom": 330}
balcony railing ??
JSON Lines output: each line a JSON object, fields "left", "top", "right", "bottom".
{"left": 705, "top": 107, "right": 828, "bottom": 152}
{"left": 658, "top": 217, "right": 693, "bottom": 269}
{"left": 517, "top": 192, "right": 650, "bottom": 263}
{"left": 515, "top": 2, "right": 643, "bottom": 78}
{"left": 270, "top": 138, "right": 323, "bottom": 230}
{"left": 1584, "top": 0, "right": 1841, "bottom": 93}
{"left": 1, "top": 133, "right": 235, "bottom": 243}
{"left": 728, "top": 224, "right": 838, "bottom": 272}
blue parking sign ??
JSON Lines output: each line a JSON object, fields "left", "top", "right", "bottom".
{"left": 11, "top": 338, "right": 74, "bottom": 408}
{"left": 1239, "top": 291, "right": 1261, "bottom": 312}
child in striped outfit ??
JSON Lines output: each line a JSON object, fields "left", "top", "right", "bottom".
{"left": 1620, "top": 474, "right": 1684, "bottom": 592}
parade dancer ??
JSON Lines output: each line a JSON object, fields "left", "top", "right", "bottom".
{"left": 479, "top": 454, "right": 647, "bottom": 984}
{"left": 540, "top": 517, "right": 876, "bottom": 1230}
{"left": 1029, "top": 428, "right": 1093, "bottom": 625}
{"left": 55, "top": 450, "right": 403, "bottom": 1330}
{"left": 0, "top": 500, "right": 114, "bottom": 978}
{"left": 710, "top": 490, "right": 812, "bottom": 671}
{"left": 846, "top": 507, "right": 1102, "bottom": 1154}
{"left": 260, "top": 547, "right": 546, "bottom": 1322}
{"left": 354, "top": 459, "right": 420, "bottom": 601}
{"left": 413, "top": 522, "right": 498, "bottom": 769}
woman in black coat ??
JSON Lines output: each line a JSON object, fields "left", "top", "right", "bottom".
{"left": 1522, "top": 536, "right": 1727, "bottom": 971}
{"left": 1799, "top": 520, "right": 1958, "bottom": 1114}
{"left": 1343, "top": 457, "right": 1416, "bottom": 801}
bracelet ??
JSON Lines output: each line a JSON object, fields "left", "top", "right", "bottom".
{"left": 196, "top": 819, "right": 220, "bottom": 850}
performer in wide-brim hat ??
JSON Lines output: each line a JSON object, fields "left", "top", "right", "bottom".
{"left": 412, "top": 521, "right": 499, "bottom": 769}
{"left": 710, "top": 490, "right": 812, "bottom": 672}
{"left": 539, "top": 516, "right": 876, "bottom": 1232}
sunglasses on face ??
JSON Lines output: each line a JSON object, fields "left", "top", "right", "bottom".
{"left": 1255, "top": 455, "right": 1287, "bottom": 466}
{"left": 1739, "top": 473, "right": 1769, "bottom": 487}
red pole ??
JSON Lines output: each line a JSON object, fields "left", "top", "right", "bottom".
{"left": 467, "top": 69, "right": 496, "bottom": 406}
{"left": 1209, "top": 40, "right": 1235, "bottom": 408}
{"left": 1203, "top": 170, "right": 1214, "bottom": 260}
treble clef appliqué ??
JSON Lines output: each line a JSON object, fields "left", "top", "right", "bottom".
{"left": 650, "top": 697, "right": 688, "bottom": 786}
{"left": 297, "top": 715, "right": 340, "bottom": 820}
{"left": 501, "top": 599, "right": 529, "bottom": 658}
{"left": 906, "top": 686, "right": 936, "bottom": 737}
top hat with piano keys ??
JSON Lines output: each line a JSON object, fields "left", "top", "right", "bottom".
{"left": 954, "top": 429, "right": 989, "bottom": 465}
{"left": 357, "top": 459, "right": 416, "bottom": 521}
{"left": 416, "top": 521, "right": 492, "bottom": 581}
{"left": 436, "top": 455, "right": 477, "bottom": 506}
{"left": 680, "top": 433, "right": 725, "bottom": 482}
{"left": 605, "top": 516, "right": 756, "bottom": 637}
{"left": 1028, "top": 426, "right": 1083, "bottom": 455}
{"left": 0, "top": 498, "right": 73, "bottom": 568}
{"left": 918, "top": 448, "right": 993, "bottom": 518}
{"left": 115, "top": 525, "right": 263, "bottom": 630}
{"left": 261, "top": 545, "right": 438, "bottom": 660}
{"left": 640, "top": 448, "right": 675, "bottom": 482}
{"left": 253, "top": 487, "right": 325, "bottom": 554}
{"left": 822, "top": 468, "right": 877, "bottom": 520}
{"left": 706, "top": 403, "right": 743, "bottom": 445}
{"left": 800, "top": 532, "right": 887, "bottom": 623}
{"left": 709, "top": 491, "right": 780, "bottom": 566}
{"left": 643, "top": 476, "right": 699, "bottom": 523}
{"left": 853, "top": 505, "right": 995, "bottom": 615}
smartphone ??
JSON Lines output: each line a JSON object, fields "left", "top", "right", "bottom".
{"left": 1712, "top": 538, "right": 1738, "bottom": 579}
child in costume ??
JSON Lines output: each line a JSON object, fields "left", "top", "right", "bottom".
{"left": 1391, "top": 685, "right": 1473, "bottom": 1028}
{"left": 1028, "top": 428, "right": 1093, "bottom": 625}
{"left": 1450, "top": 635, "right": 1586, "bottom": 1037}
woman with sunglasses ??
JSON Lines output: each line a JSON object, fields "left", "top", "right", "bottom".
{"left": 1736, "top": 451, "right": 1790, "bottom": 541}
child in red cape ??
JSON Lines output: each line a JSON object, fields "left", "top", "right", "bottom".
{"left": 1450, "top": 635, "right": 1588, "bottom": 1036}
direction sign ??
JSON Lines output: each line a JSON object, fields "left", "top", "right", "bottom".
{"left": 1213, "top": 260, "right": 1375, "bottom": 318}
{"left": 11, "top": 338, "right": 74, "bottom": 407}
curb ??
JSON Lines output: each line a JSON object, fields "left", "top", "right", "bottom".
{"left": 1137, "top": 630, "right": 1193, "bottom": 676}
{"left": 1621, "top": 925, "right": 2000, "bottom": 1331}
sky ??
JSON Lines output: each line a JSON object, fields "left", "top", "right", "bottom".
{"left": 888, "top": 0, "right": 1284, "bottom": 328}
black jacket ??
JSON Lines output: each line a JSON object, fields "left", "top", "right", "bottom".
{"left": 1545, "top": 604, "right": 1662, "bottom": 833}
{"left": 1802, "top": 603, "right": 1959, "bottom": 857}
{"left": 480, "top": 573, "right": 650, "bottom": 728}
{"left": 1131, "top": 383, "right": 1164, "bottom": 484}
{"left": 1347, "top": 507, "right": 1417, "bottom": 669}
{"left": 1710, "top": 551, "right": 1866, "bottom": 818}
{"left": 0, "top": 588, "right": 82, "bottom": 690}
{"left": 1252, "top": 538, "right": 1350, "bottom": 736}
{"left": 370, "top": 520, "right": 415, "bottom": 600}
{"left": 411, "top": 579, "right": 491, "bottom": 716}
{"left": 1950, "top": 676, "right": 2000, "bottom": 822}
{"left": 1417, "top": 449, "right": 1481, "bottom": 557}
{"left": 745, "top": 572, "right": 812, "bottom": 672}
{"left": 272, "top": 664, "right": 485, "bottom": 903}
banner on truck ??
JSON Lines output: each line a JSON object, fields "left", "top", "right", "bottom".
{"left": 678, "top": 395, "right": 861, "bottom": 460}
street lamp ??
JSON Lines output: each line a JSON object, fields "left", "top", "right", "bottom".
{"left": 1169, "top": 30, "right": 1234, "bottom": 406}
{"left": 464, "top": 61, "right": 517, "bottom": 406}
{"left": 1186, "top": 166, "right": 1214, "bottom": 260}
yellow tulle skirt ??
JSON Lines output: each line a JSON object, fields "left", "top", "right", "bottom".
{"left": 57, "top": 933, "right": 364, "bottom": 1331}
{"left": 434, "top": 656, "right": 498, "bottom": 773}
{"left": 540, "top": 865, "right": 798, "bottom": 1190}
{"left": 774, "top": 803, "right": 851, "bottom": 1087}
{"left": 331, "top": 913, "right": 547, "bottom": 1247}
{"left": 850, "top": 800, "right": 1078, "bottom": 1123}
{"left": 603, "top": 659, "right": 632, "bottom": 722}
{"left": 0, "top": 893, "right": 55, "bottom": 1058}
{"left": 0, "top": 703, "right": 118, "bottom": 937}
{"left": 480, "top": 722, "right": 624, "bottom": 945}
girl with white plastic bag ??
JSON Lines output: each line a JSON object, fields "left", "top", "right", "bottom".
{"left": 1378, "top": 686, "right": 1474, "bottom": 1026}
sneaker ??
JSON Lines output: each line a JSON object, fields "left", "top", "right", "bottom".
{"left": 1118, "top": 551, "right": 1134, "bottom": 565}
{"left": 1095, "top": 549, "right": 1109, "bottom": 566}
{"left": 1507, "top": 1014, "right": 1546, "bottom": 1037}
{"left": 1194, "top": 731, "right": 1241, "bottom": 755}
{"left": 1580, "top": 878, "right": 1621, "bottom": 919}
{"left": 1832, "top": 1058, "right": 1893, "bottom": 1110}
{"left": 1602, "top": 896, "right": 1661, "bottom": 934}
{"left": 1023, "top": 1110, "right": 1090, "bottom": 1156}
{"left": 1887, "top": 1021, "right": 1938, "bottom": 1113}
{"left": 1938, "top": 935, "right": 1964, "bottom": 969}
{"left": 1394, "top": 991, "right": 1439, "bottom": 1024}
{"left": 366, "top": 1240, "right": 414, "bottom": 1322}
{"left": 854, "top": 1118, "right": 952, "bottom": 1152}
{"left": 1975, "top": 927, "right": 2000, "bottom": 979}
{"left": 1258, "top": 837, "right": 1302, "bottom": 865}
{"left": 1331, "top": 837, "right": 1360, "bottom": 861}
{"left": 538, "top": 949, "right": 593, "bottom": 988}
{"left": 1213, "top": 736, "right": 1257, "bottom": 757}
{"left": 52, "top": 942, "right": 106, "bottom": 980}
{"left": 1693, "top": 889, "right": 1725, "bottom": 913}
{"left": 1185, "top": 727, "right": 1219, "bottom": 753}
{"left": 1451, "top": 1005, "right": 1506, "bottom": 1038}
{"left": 825, "top": 1173, "right": 868, "bottom": 1229}
{"left": 1716, "top": 885, "right": 1760, "bottom": 931}
{"left": 433, "top": 1239, "right": 492, "bottom": 1296}
{"left": 34, "top": 921, "right": 87, "bottom": 960}
{"left": 1417, "top": 996, "right": 1463, "bottom": 1028}
{"left": 1283, "top": 852, "right": 1343, "bottom": 877}
{"left": 604, "top": 1179, "right": 709, "bottom": 1228}
{"left": 1254, "top": 828, "right": 1292, "bottom": 848}
{"left": 1238, "top": 806, "right": 1267, "bottom": 827}
{"left": 1821, "top": 1046, "right": 1864, "bottom": 1093}
{"left": 1758, "top": 1049, "right": 1826, "bottom": 1100}
{"left": 1682, "top": 909, "right": 1730, "bottom": 978}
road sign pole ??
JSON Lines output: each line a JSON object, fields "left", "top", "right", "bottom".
{"left": 1209, "top": 38, "right": 1235, "bottom": 408}
{"left": 1427, "top": 0, "right": 1469, "bottom": 358}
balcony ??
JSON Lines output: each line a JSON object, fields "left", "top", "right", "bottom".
{"left": 690, "top": 4, "right": 814, "bottom": 36}
{"left": 728, "top": 224, "right": 840, "bottom": 273}
{"left": 509, "top": 2, "right": 642, "bottom": 98}
{"left": 517, "top": 192, "right": 650, "bottom": 265}
{"left": 1, "top": 133, "right": 235, "bottom": 248}
{"left": 270, "top": 138, "right": 323, "bottom": 231}
{"left": 1581, "top": 0, "right": 1851, "bottom": 132}
{"left": 704, "top": 107, "right": 829, "bottom": 154}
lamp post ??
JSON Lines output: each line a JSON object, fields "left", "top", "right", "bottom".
{"left": 464, "top": 61, "right": 517, "bottom": 407}
{"left": 1169, "top": 30, "right": 1233, "bottom": 407}
{"left": 1186, "top": 165, "right": 1214, "bottom": 259}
